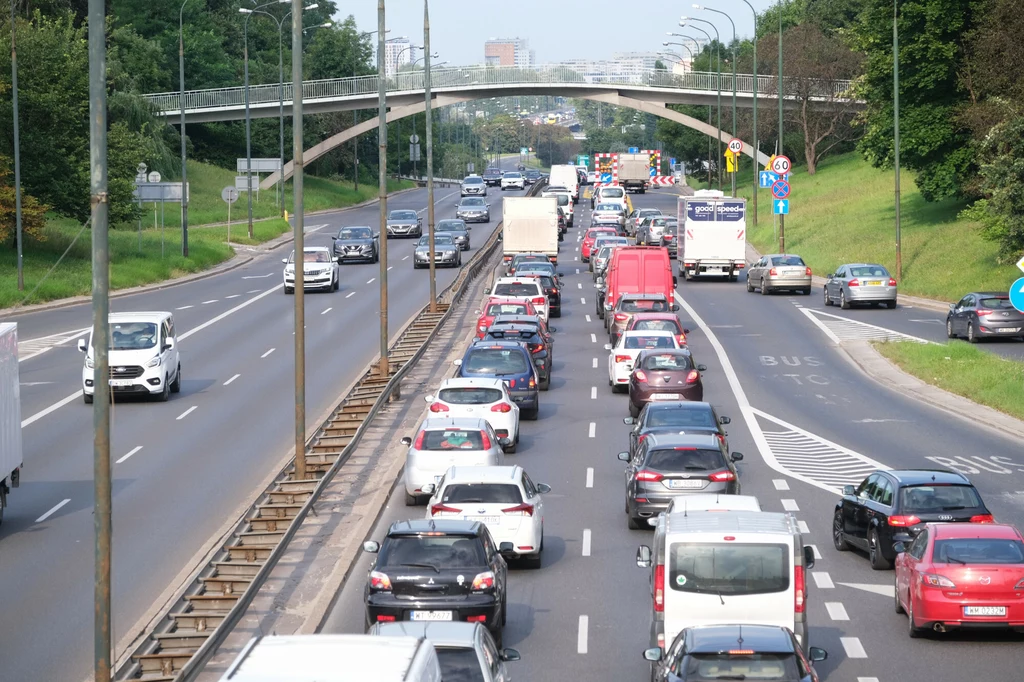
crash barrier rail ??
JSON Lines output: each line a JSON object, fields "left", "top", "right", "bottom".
{"left": 114, "top": 181, "right": 546, "bottom": 682}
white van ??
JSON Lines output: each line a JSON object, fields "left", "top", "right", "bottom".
{"left": 220, "top": 634, "right": 442, "bottom": 682}
{"left": 549, "top": 165, "right": 580, "bottom": 204}
{"left": 637, "top": 510, "right": 814, "bottom": 654}
{"left": 78, "top": 311, "right": 181, "bottom": 403}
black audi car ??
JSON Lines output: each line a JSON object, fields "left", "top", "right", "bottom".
{"left": 482, "top": 167, "right": 504, "bottom": 186}
{"left": 363, "top": 520, "right": 509, "bottom": 644}
{"left": 331, "top": 225, "right": 378, "bottom": 264}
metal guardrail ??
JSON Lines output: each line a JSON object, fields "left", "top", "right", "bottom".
{"left": 113, "top": 182, "right": 544, "bottom": 682}
{"left": 142, "top": 64, "right": 856, "bottom": 115}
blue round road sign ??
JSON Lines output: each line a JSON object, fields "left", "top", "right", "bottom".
{"left": 1009, "top": 277, "right": 1024, "bottom": 313}
{"left": 771, "top": 180, "right": 790, "bottom": 199}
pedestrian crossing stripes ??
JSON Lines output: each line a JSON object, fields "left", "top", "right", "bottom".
{"left": 17, "top": 327, "right": 91, "bottom": 362}
{"left": 800, "top": 308, "right": 930, "bottom": 345}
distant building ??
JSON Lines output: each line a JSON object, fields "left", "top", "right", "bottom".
{"left": 484, "top": 38, "right": 533, "bottom": 68}
{"left": 384, "top": 38, "right": 415, "bottom": 77}
{"left": 557, "top": 52, "right": 662, "bottom": 84}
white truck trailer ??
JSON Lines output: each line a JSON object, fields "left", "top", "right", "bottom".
{"left": 617, "top": 153, "right": 651, "bottom": 193}
{"left": 0, "top": 323, "right": 23, "bottom": 524}
{"left": 677, "top": 190, "right": 747, "bottom": 281}
{"left": 502, "top": 196, "right": 560, "bottom": 266}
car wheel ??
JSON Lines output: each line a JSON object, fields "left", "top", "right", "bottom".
{"left": 523, "top": 405, "right": 539, "bottom": 421}
{"left": 157, "top": 376, "right": 170, "bottom": 402}
{"left": 333, "top": 274, "right": 339, "bottom": 291}
{"left": 968, "top": 322, "right": 978, "bottom": 343}
{"left": 522, "top": 547, "right": 542, "bottom": 570}
{"left": 170, "top": 364, "right": 181, "bottom": 393}
{"left": 760, "top": 278, "right": 769, "bottom": 295}
{"left": 627, "top": 515, "right": 644, "bottom": 530}
{"left": 907, "top": 596, "right": 923, "bottom": 638}
{"left": 840, "top": 290, "right": 850, "bottom": 309}
{"left": 803, "top": 287, "right": 812, "bottom": 295}
{"left": 504, "top": 438, "right": 517, "bottom": 455}
{"left": 885, "top": 299, "right": 897, "bottom": 309}
{"left": 869, "top": 528, "right": 892, "bottom": 570}
{"left": 823, "top": 286, "right": 832, "bottom": 306}
{"left": 894, "top": 573, "right": 906, "bottom": 614}
{"left": 84, "top": 392, "right": 94, "bottom": 404}
{"left": 284, "top": 286, "right": 293, "bottom": 295}
{"left": 404, "top": 491, "right": 418, "bottom": 506}
{"left": 832, "top": 510, "right": 849, "bottom": 551}
{"left": 746, "top": 278, "right": 754, "bottom": 293}
{"left": 629, "top": 401, "right": 641, "bottom": 418}
{"left": 946, "top": 318, "right": 955, "bottom": 338}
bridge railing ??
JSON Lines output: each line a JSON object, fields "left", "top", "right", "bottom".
{"left": 143, "top": 64, "right": 855, "bottom": 114}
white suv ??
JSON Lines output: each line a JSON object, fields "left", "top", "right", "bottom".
{"left": 490, "top": 277, "right": 549, "bottom": 320}
{"left": 500, "top": 172, "right": 525, "bottom": 191}
{"left": 425, "top": 377, "right": 521, "bottom": 452}
{"left": 78, "top": 311, "right": 181, "bottom": 403}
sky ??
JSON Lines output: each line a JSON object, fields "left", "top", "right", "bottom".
{"left": 336, "top": 1, "right": 768, "bottom": 66}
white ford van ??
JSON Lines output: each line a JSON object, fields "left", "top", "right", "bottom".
{"left": 637, "top": 510, "right": 814, "bottom": 654}
{"left": 78, "top": 311, "right": 181, "bottom": 403}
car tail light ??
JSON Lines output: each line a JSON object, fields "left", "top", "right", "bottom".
{"left": 637, "top": 434, "right": 648, "bottom": 445}
{"left": 507, "top": 378, "right": 516, "bottom": 388}
{"left": 663, "top": 235, "right": 674, "bottom": 241}
{"left": 369, "top": 571, "right": 392, "bottom": 591}
{"left": 471, "top": 571, "right": 495, "bottom": 591}
{"left": 491, "top": 402, "right": 513, "bottom": 413}
{"left": 970, "top": 513, "right": 996, "bottom": 523}
{"left": 676, "top": 334, "right": 687, "bottom": 346}
{"left": 794, "top": 565, "right": 806, "bottom": 613}
{"left": 413, "top": 431, "right": 426, "bottom": 449}
{"left": 614, "top": 313, "right": 629, "bottom": 321}
{"left": 636, "top": 470, "right": 664, "bottom": 482}
{"left": 922, "top": 573, "right": 956, "bottom": 588}
{"left": 888, "top": 515, "right": 921, "bottom": 527}
{"left": 428, "top": 402, "right": 449, "bottom": 413}
{"left": 502, "top": 503, "right": 534, "bottom": 516}
{"left": 685, "top": 370, "right": 700, "bottom": 384}
{"left": 769, "top": 267, "right": 778, "bottom": 276}
{"left": 634, "top": 370, "right": 648, "bottom": 383}
{"left": 976, "top": 309, "right": 993, "bottom": 317}
{"left": 532, "top": 297, "right": 547, "bottom": 305}
{"left": 376, "top": 614, "right": 396, "bottom": 622}
{"left": 528, "top": 375, "right": 536, "bottom": 389}
{"left": 654, "top": 565, "right": 665, "bottom": 612}
{"left": 530, "top": 344, "right": 544, "bottom": 354}
{"left": 888, "top": 277, "right": 897, "bottom": 286}
{"left": 480, "top": 431, "right": 492, "bottom": 450}
{"left": 466, "top": 615, "right": 487, "bottom": 623}
{"left": 848, "top": 278, "right": 860, "bottom": 287}
{"left": 430, "top": 503, "right": 462, "bottom": 516}
{"left": 709, "top": 470, "right": 737, "bottom": 482}
{"left": 805, "top": 267, "right": 813, "bottom": 276}
{"left": 615, "top": 355, "right": 631, "bottom": 363}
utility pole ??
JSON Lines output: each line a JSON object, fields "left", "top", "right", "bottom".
{"left": 11, "top": 0, "right": 24, "bottom": 290}
{"left": 87, "top": 0, "right": 112, "bottom": 678}
{"left": 179, "top": 0, "right": 190, "bottom": 256}
{"left": 778, "top": 1, "right": 785, "bottom": 253}
{"left": 739, "top": 0, "right": 759, "bottom": 225}
{"left": 291, "top": 0, "right": 307, "bottom": 481}
{"left": 425, "top": 0, "right": 437, "bottom": 312}
{"left": 893, "top": 0, "right": 902, "bottom": 281}
{"left": 377, "top": 0, "right": 390, "bottom": 377}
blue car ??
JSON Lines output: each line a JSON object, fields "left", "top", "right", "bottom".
{"left": 456, "top": 341, "right": 540, "bottom": 420}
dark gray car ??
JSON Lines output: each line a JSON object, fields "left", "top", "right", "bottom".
{"left": 437, "top": 218, "right": 471, "bottom": 251}
{"left": 946, "top": 291, "right": 1024, "bottom": 342}
{"left": 386, "top": 209, "right": 422, "bottom": 238}
{"left": 331, "top": 225, "right": 378, "bottom": 264}
{"left": 413, "top": 233, "right": 461, "bottom": 269}
{"left": 455, "top": 197, "right": 491, "bottom": 223}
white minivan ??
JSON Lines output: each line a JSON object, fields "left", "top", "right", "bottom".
{"left": 637, "top": 510, "right": 815, "bottom": 654}
{"left": 78, "top": 311, "right": 181, "bottom": 403}
{"left": 549, "top": 165, "right": 580, "bottom": 203}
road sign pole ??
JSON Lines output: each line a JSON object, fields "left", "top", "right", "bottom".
{"left": 779, "top": 214, "right": 785, "bottom": 252}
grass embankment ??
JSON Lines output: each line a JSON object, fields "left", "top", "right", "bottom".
{"left": 0, "top": 161, "right": 413, "bottom": 309}
{"left": 875, "top": 340, "right": 1024, "bottom": 421}
{"left": 689, "top": 153, "right": 1018, "bottom": 302}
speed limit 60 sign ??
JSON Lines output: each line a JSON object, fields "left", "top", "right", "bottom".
{"left": 770, "top": 155, "right": 792, "bottom": 175}
{"left": 728, "top": 138, "right": 743, "bottom": 154}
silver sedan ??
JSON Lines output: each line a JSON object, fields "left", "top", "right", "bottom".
{"left": 747, "top": 254, "right": 812, "bottom": 295}
{"left": 413, "top": 233, "right": 462, "bottom": 268}
{"left": 824, "top": 262, "right": 897, "bottom": 309}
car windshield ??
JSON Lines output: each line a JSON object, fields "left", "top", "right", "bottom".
{"left": 682, "top": 652, "right": 801, "bottom": 681}
{"left": 435, "top": 648, "right": 486, "bottom": 682}
{"left": 514, "top": 256, "right": 549, "bottom": 265}
{"left": 419, "top": 234, "right": 454, "bottom": 246}
{"left": 634, "top": 319, "right": 681, "bottom": 333}
{"left": 772, "top": 255, "right": 806, "bottom": 266}
{"left": 643, "top": 353, "right": 691, "bottom": 370}
{"left": 109, "top": 322, "right": 158, "bottom": 350}
{"left": 849, "top": 265, "right": 889, "bottom": 278}
{"left": 289, "top": 250, "right": 331, "bottom": 263}
{"left": 647, "top": 448, "right": 724, "bottom": 471}
{"left": 486, "top": 302, "right": 529, "bottom": 316}
{"left": 602, "top": 188, "right": 624, "bottom": 198}
{"left": 504, "top": 172, "right": 522, "bottom": 179}
{"left": 978, "top": 297, "right": 1014, "bottom": 309}
{"left": 442, "top": 484, "right": 523, "bottom": 504}
{"left": 337, "top": 227, "right": 371, "bottom": 240}
{"left": 622, "top": 299, "right": 670, "bottom": 313}
{"left": 463, "top": 177, "right": 483, "bottom": 184}
{"left": 462, "top": 198, "right": 486, "bottom": 207}
{"left": 646, "top": 406, "right": 716, "bottom": 428}
{"left": 650, "top": 218, "right": 668, "bottom": 227}
{"left": 899, "top": 485, "right": 983, "bottom": 512}
{"left": 624, "top": 335, "right": 675, "bottom": 349}
{"left": 484, "top": 168, "right": 501, "bottom": 176}
{"left": 464, "top": 348, "right": 529, "bottom": 374}
{"left": 437, "top": 220, "right": 466, "bottom": 231}
{"left": 419, "top": 429, "right": 486, "bottom": 450}
{"left": 556, "top": 195, "right": 569, "bottom": 206}
{"left": 669, "top": 543, "right": 789, "bottom": 595}
{"left": 526, "top": 171, "right": 540, "bottom": 178}
{"left": 932, "top": 538, "right": 1024, "bottom": 564}
{"left": 586, "top": 230, "right": 615, "bottom": 240}
{"left": 438, "top": 387, "right": 503, "bottom": 405}
{"left": 495, "top": 319, "right": 540, "bottom": 332}
{"left": 518, "top": 265, "right": 555, "bottom": 276}
{"left": 596, "top": 204, "right": 621, "bottom": 211}
{"left": 494, "top": 283, "right": 541, "bottom": 297}
{"left": 378, "top": 536, "right": 485, "bottom": 569}
{"left": 389, "top": 210, "right": 418, "bottom": 220}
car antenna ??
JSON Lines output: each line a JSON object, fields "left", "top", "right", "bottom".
{"left": 737, "top": 625, "right": 743, "bottom": 648}
{"left": 683, "top": 498, "right": 688, "bottom": 517}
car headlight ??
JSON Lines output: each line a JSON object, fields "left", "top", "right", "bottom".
{"left": 146, "top": 356, "right": 160, "bottom": 368}
{"left": 86, "top": 356, "right": 94, "bottom": 369}
{"left": 285, "top": 266, "right": 294, "bottom": 274}
{"left": 444, "top": 250, "right": 455, "bottom": 256}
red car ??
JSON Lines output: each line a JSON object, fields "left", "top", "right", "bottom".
{"left": 475, "top": 297, "right": 539, "bottom": 339}
{"left": 626, "top": 312, "right": 689, "bottom": 347}
{"left": 895, "top": 522, "right": 1024, "bottom": 637}
{"left": 581, "top": 227, "right": 618, "bottom": 262}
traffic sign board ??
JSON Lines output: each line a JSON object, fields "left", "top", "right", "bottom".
{"left": 773, "top": 199, "right": 789, "bottom": 215}
{"left": 600, "top": 172, "right": 613, "bottom": 184}
{"left": 410, "top": 133, "right": 420, "bottom": 144}
{"left": 1017, "top": 255, "right": 1024, "bottom": 274}
{"left": 221, "top": 186, "right": 239, "bottom": 204}
{"left": 771, "top": 181, "right": 791, "bottom": 199}
{"left": 1010, "top": 278, "right": 1024, "bottom": 313}
{"left": 628, "top": 147, "right": 639, "bottom": 154}
{"left": 728, "top": 138, "right": 743, "bottom": 154}
{"left": 147, "top": 171, "right": 162, "bottom": 183}
{"left": 759, "top": 171, "right": 775, "bottom": 188}
{"left": 771, "top": 155, "right": 792, "bottom": 175}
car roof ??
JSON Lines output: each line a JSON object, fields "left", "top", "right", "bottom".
{"left": 646, "top": 432, "right": 722, "bottom": 448}
{"left": 637, "top": 347, "right": 691, "bottom": 358}
{"left": 438, "top": 377, "right": 506, "bottom": 390}
{"left": 646, "top": 400, "right": 714, "bottom": 412}
{"left": 486, "top": 324, "right": 539, "bottom": 335}
{"left": 494, "top": 277, "right": 542, "bottom": 285}
{"left": 337, "top": 225, "right": 373, "bottom": 230}
{"left": 387, "top": 519, "right": 482, "bottom": 536}
{"left": 513, "top": 253, "right": 550, "bottom": 259}
{"left": 443, "top": 465, "right": 524, "bottom": 485}
{"left": 686, "top": 625, "right": 796, "bottom": 654}
{"left": 765, "top": 253, "right": 803, "bottom": 258}
{"left": 371, "top": 621, "right": 482, "bottom": 646}
{"left": 623, "top": 329, "right": 675, "bottom": 337}
{"left": 485, "top": 297, "right": 532, "bottom": 305}
{"left": 468, "top": 340, "right": 530, "bottom": 352}
{"left": 492, "top": 314, "right": 541, "bottom": 323}
{"left": 630, "top": 312, "right": 679, "bottom": 321}
{"left": 883, "top": 469, "right": 972, "bottom": 486}
{"left": 928, "top": 522, "right": 1022, "bottom": 540}
{"left": 420, "top": 416, "right": 491, "bottom": 430}
{"left": 621, "top": 293, "right": 670, "bottom": 300}
{"left": 970, "top": 291, "right": 1009, "bottom": 297}
{"left": 109, "top": 311, "right": 172, "bottom": 323}
{"left": 297, "top": 245, "right": 330, "bottom": 252}
{"left": 840, "top": 262, "right": 888, "bottom": 269}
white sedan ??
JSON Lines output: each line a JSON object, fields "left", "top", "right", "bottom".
{"left": 606, "top": 330, "right": 680, "bottom": 392}
{"left": 425, "top": 377, "right": 521, "bottom": 453}
{"left": 501, "top": 172, "right": 525, "bottom": 190}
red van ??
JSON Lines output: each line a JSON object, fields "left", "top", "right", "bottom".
{"left": 599, "top": 246, "right": 676, "bottom": 327}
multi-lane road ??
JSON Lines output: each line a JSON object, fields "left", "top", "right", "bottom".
{"left": 323, "top": 188, "right": 1024, "bottom": 682}
{"left": 2, "top": 169, "right": 528, "bottom": 682}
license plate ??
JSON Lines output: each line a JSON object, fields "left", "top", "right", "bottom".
{"left": 109, "top": 379, "right": 135, "bottom": 387}
{"left": 411, "top": 610, "right": 453, "bottom": 621}
{"left": 651, "top": 393, "right": 682, "bottom": 400}
{"left": 964, "top": 605, "right": 1006, "bottom": 617}
{"left": 666, "top": 479, "right": 705, "bottom": 489}
{"left": 866, "top": 280, "right": 883, "bottom": 286}
{"left": 996, "top": 328, "right": 1020, "bottom": 333}
{"left": 464, "top": 515, "right": 501, "bottom": 524}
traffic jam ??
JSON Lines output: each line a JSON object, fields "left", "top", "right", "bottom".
{"left": 354, "top": 162, "right": 1024, "bottom": 682}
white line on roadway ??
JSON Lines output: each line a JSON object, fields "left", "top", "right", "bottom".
{"left": 225, "top": 294, "right": 240, "bottom": 299}
{"left": 840, "top": 637, "right": 867, "bottom": 658}
{"left": 590, "top": 333, "right": 597, "bottom": 343}
{"left": 797, "top": 520, "right": 810, "bottom": 534}
{"left": 176, "top": 406, "right": 198, "bottom": 421}
{"left": 387, "top": 266, "right": 393, "bottom": 271}
{"left": 781, "top": 499, "right": 799, "bottom": 511}
{"left": 202, "top": 299, "right": 218, "bottom": 305}
{"left": 858, "top": 678, "right": 880, "bottom": 682}
{"left": 346, "top": 292, "right": 356, "bottom": 299}
{"left": 402, "top": 256, "right": 409, "bottom": 261}
{"left": 175, "top": 305, "right": 193, "bottom": 310}
{"left": 261, "top": 348, "right": 276, "bottom": 358}
{"left": 241, "top": 273, "right": 274, "bottom": 279}
{"left": 582, "top": 529, "right": 592, "bottom": 557}
{"left": 592, "top": 358, "right": 597, "bottom": 368}
{"left": 246, "top": 289, "right": 262, "bottom": 294}
{"left": 585, "top": 315, "right": 591, "bottom": 322}
{"left": 367, "top": 278, "right": 376, "bottom": 284}
{"left": 812, "top": 572, "right": 835, "bottom": 589}
{"left": 223, "top": 374, "right": 241, "bottom": 386}
{"left": 574, "top": 256, "right": 578, "bottom": 261}
{"left": 586, "top": 468, "right": 594, "bottom": 488}
{"left": 588, "top": 422, "right": 596, "bottom": 438}
{"left": 36, "top": 499, "right": 71, "bottom": 523}
{"left": 321, "top": 308, "right": 332, "bottom": 315}
{"left": 773, "top": 479, "right": 790, "bottom": 490}
{"left": 591, "top": 387, "right": 597, "bottom": 399}
{"left": 577, "top": 616, "right": 589, "bottom": 654}
{"left": 21, "top": 391, "right": 83, "bottom": 428}
{"left": 576, "top": 268, "right": 580, "bottom": 274}
{"left": 580, "top": 297, "right": 586, "bottom": 305}
{"left": 577, "top": 282, "right": 582, "bottom": 289}
{"left": 116, "top": 446, "right": 143, "bottom": 464}
{"left": 825, "top": 602, "right": 850, "bottom": 621}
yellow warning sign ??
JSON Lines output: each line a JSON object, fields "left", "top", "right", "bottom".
{"left": 724, "top": 150, "right": 738, "bottom": 173}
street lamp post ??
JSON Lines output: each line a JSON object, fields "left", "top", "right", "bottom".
{"left": 11, "top": 0, "right": 23, "bottom": 289}
{"left": 694, "top": 6, "right": 737, "bottom": 197}
{"left": 424, "top": 0, "right": 437, "bottom": 312}
{"left": 377, "top": 0, "right": 389, "bottom": 378}
{"left": 893, "top": 0, "right": 901, "bottom": 281}
{"left": 290, "top": 0, "right": 308, "bottom": 481}
{"left": 777, "top": 0, "right": 785, "bottom": 252}
{"left": 735, "top": 0, "right": 759, "bottom": 225}
{"left": 682, "top": 17, "right": 723, "bottom": 191}
{"left": 178, "top": 0, "right": 191, "bottom": 256}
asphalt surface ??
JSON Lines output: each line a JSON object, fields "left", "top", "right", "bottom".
{"left": 0, "top": 160, "right": 527, "bottom": 682}
{"left": 322, "top": 187, "right": 1024, "bottom": 682}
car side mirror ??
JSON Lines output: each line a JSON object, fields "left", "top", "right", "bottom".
{"left": 604, "top": 304, "right": 613, "bottom": 311}
{"left": 809, "top": 647, "right": 828, "bottom": 663}
{"left": 731, "top": 452, "right": 744, "bottom": 462}
{"left": 453, "top": 358, "right": 463, "bottom": 366}
{"left": 826, "top": 273, "right": 834, "bottom": 279}
{"left": 697, "top": 364, "right": 707, "bottom": 371}
{"left": 282, "top": 258, "right": 288, "bottom": 263}
{"left": 683, "top": 328, "right": 691, "bottom": 334}
{"left": 803, "top": 545, "right": 815, "bottom": 570}
{"left": 162, "top": 343, "right": 173, "bottom": 353}
{"left": 424, "top": 395, "right": 434, "bottom": 403}
{"left": 594, "top": 282, "right": 603, "bottom": 289}
{"left": 617, "top": 452, "right": 630, "bottom": 461}
{"left": 604, "top": 343, "right": 612, "bottom": 350}
{"left": 400, "top": 436, "right": 413, "bottom": 446}
{"left": 636, "top": 545, "right": 652, "bottom": 568}
{"left": 949, "top": 303, "right": 957, "bottom": 311}
{"left": 558, "top": 272, "right": 565, "bottom": 277}
{"left": 78, "top": 339, "right": 87, "bottom": 352}
{"left": 643, "top": 647, "right": 663, "bottom": 662}
{"left": 483, "top": 288, "right": 491, "bottom": 295}
{"left": 498, "top": 541, "right": 515, "bottom": 553}
{"left": 500, "top": 648, "right": 521, "bottom": 662}
{"left": 719, "top": 416, "right": 731, "bottom": 425}
{"left": 374, "top": 233, "right": 380, "bottom": 239}
{"left": 842, "top": 484, "right": 856, "bottom": 496}
{"left": 893, "top": 541, "right": 906, "bottom": 554}
{"left": 623, "top": 417, "right": 634, "bottom": 425}
{"left": 336, "top": 256, "right": 344, "bottom": 263}
{"left": 363, "top": 541, "right": 380, "bottom": 553}
{"left": 548, "top": 327, "right": 557, "bottom": 333}
{"left": 892, "top": 532, "right": 912, "bottom": 544}
{"left": 536, "top": 483, "right": 552, "bottom": 494}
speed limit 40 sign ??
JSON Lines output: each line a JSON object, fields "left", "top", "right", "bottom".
{"left": 770, "top": 155, "right": 792, "bottom": 175}
{"left": 728, "top": 138, "right": 743, "bottom": 154}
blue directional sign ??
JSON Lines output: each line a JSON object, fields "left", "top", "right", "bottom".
{"left": 1010, "top": 277, "right": 1024, "bottom": 313}
{"left": 773, "top": 199, "right": 790, "bottom": 215}
{"left": 600, "top": 172, "right": 613, "bottom": 184}
{"left": 628, "top": 147, "right": 639, "bottom": 154}
{"left": 759, "top": 171, "right": 776, "bottom": 188}
{"left": 771, "top": 180, "right": 791, "bottom": 200}
{"left": 670, "top": 157, "right": 676, "bottom": 166}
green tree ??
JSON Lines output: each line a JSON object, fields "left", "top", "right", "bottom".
{"left": 0, "top": 155, "right": 48, "bottom": 246}
{"left": 961, "top": 114, "right": 1024, "bottom": 261}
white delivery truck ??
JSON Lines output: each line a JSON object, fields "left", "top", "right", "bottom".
{"left": 548, "top": 164, "right": 580, "bottom": 203}
{"left": 677, "top": 190, "right": 747, "bottom": 281}
{"left": 0, "top": 323, "right": 23, "bottom": 525}
{"left": 617, "top": 153, "right": 651, "bottom": 193}
{"left": 220, "top": 634, "right": 442, "bottom": 682}
{"left": 502, "top": 196, "right": 560, "bottom": 266}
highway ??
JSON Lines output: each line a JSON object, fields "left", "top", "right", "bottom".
{"left": 2, "top": 168, "right": 527, "bottom": 682}
{"left": 323, "top": 188, "right": 1024, "bottom": 682}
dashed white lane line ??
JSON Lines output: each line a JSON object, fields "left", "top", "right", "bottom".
{"left": 797, "top": 520, "right": 810, "bottom": 534}
{"left": 592, "top": 358, "right": 598, "bottom": 368}
{"left": 321, "top": 307, "right": 332, "bottom": 315}
{"left": 346, "top": 292, "right": 356, "bottom": 298}
{"left": 858, "top": 678, "right": 881, "bottom": 682}
{"left": 577, "top": 616, "right": 589, "bottom": 654}
{"left": 225, "top": 294, "right": 240, "bottom": 299}
{"left": 582, "top": 529, "right": 592, "bottom": 557}
{"left": 202, "top": 299, "right": 218, "bottom": 305}
{"left": 809, "top": 544, "right": 822, "bottom": 560}
{"left": 580, "top": 297, "right": 586, "bottom": 305}
{"left": 577, "top": 282, "right": 582, "bottom": 289}
{"left": 781, "top": 498, "right": 799, "bottom": 511}
{"left": 175, "top": 305, "right": 193, "bottom": 310}
{"left": 591, "top": 386, "right": 597, "bottom": 399}
{"left": 116, "top": 446, "right": 143, "bottom": 464}
{"left": 590, "top": 333, "right": 597, "bottom": 343}
{"left": 812, "top": 571, "right": 835, "bottom": 589}
{"left": 576, "top": 268, "right": 580, "bottom": 274}
{"left": 176, "top": 406, "right": 198, "bottom": 421}
{"left": 223, "top": 373, "right": 241, "bottom": 386}
{"left": 366, "top": 278, "right": 376, "bottom": 284}
{"left": 825, "top": 602, "right": 850, "bottom": 621}
{"left": 261, "top": 348, "right": 276, "bottom": 359}
{"left": 585, "top": 314, "right": 591, "bottom": 322}
{"left": 588, "top": 422, "right": 596, "bottom": 438}
{"left": 773, "top": 479, "right": 790, "bottom": 491}
{"left": 246, "top": 289, "right": 261, "bottom": 294}
{"left": 36, "top": 499, "right": 71, "bottom": 523}
{"left": 586, "top": 467, "right": 594, "bottom": 488}
{"left": 402, "top": 256, "right": 409, "bottom": 261}
{"left": 840, "top": 637, "right": 867, "bottom": 658}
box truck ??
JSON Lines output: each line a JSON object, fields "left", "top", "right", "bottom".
{"left": 0, "top": 323, "right": 23, "bottom": 524}
{"left": 617, "top": 153, "right": 651, "bottom": 193}
{"left": 502, "top": 196, "right": 560, "bottom": 266}
{"left": 677, "top": 190, "right": 747, "bottom": 281}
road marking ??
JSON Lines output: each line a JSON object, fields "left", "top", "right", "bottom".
{"left": 387, "top": 266, "right": 393, "bottom": 271}
{"left": 590, "top": 333, "right": 597, "bottom": 343}
{"left": 346, "top": 292, "right": 356, "bottom": 298}
{"left": 580, "top": 297, "right": 586, "bottom": 305}
{"left": 576, "top": 268, "right": 580, "bottom": 274}
{"left": 202, "top": 299, "right": 218, "bottom": 305}
{"left": 225, "top": 294, "right": 240, "bottom": 299}
{"left": 591, "top": 386, "right": 597, "bottom": 399}
{"left": 909, "top": 318, "right": 942, "bottom": 324}
{"left": 840, "top": 637, "right": 867, "bottom": 658}
{"left": 223, "top": 373, "right": 241, "bottom": 386}
{"left": 825, "top": 602, "right": 850, "bottom": 621}
{"left": 246, "top": 289, "right": 262, "bottom": 294}
{"left": 577, "top": 616, "right": 589, "bottom": 654}
{"left": 176, "top": 406, "right": 198, "bottom": 420}
{"left": 574, "top": 256, "right": 578, "bottom": 261}
{"left": 19, "top": 381, "right": 54, "bottom": 386}
{"left": 800, "top": 308, "right": 931, "bottom": 345}
{"left": 321, "top": 307, "right": 332, "bottom": 315}
{"left": 812, "top": 571, "right": 835, "bottom": 589}
{"left": 592, "top": 358, "right": 598, "bottom": 368}
{"left": 586, "top": 467, "right": 594, "bottom": 488}
{"left": 585, "top": 314, "right": 591, "bottom": 322}
{"left": 588, "top": 422, "right": 596, "bottom": 438}
{"left": 858, "top": 678, "right": 881, "bottom": 682}
{"left": 773, "top": 479, "right": 790, "bottom": 491}
{"left": 175, "top": 305, "right": 193, "bottom": 310}
{"left": 797, "top": 520, "right": 810, "bottom": 534}
{"left": 781, "top": 498, "right": 799, "bottom": 511}
{"left": 577, "top": 282, "right": 582, "bottom": 289}
{"left": 261, "top": 348, "right": 276, "bottom": 358}
{"left": 582, "top": 529, "right": 592, "bottom": 556}
{"left": 809, "top": 544, "right": 822, "bottom": 560}
{"left": 402, "top": 255, "right": 409, "bottom": 260}
{"left": 36, "top": 499, "right": 71, "bottom": 523}
{"left": 116, "top": 446, "right": 143, "bottom": 464}
{"left": 21, "top": 391, "right": 84, "bottom": 428}
{"left": 838, "top": 582, "right": 895, "bottom": 597}
{"left": 366, "top": 278, "right": 376, "bottom": 284}
{"left": 241, "top": 273, "right": 274, "bottom": 279}
{"left": 179, "top": 285, "right": 279, "bottom": 341}
{"left": 17, "top": 327, "right": 92, "bottom": 362}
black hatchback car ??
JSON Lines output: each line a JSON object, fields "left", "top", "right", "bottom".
{"left": 483, "top": 323, "right": 552, "bottom": 391}
{"left": 833, "top": 469, "right": 994, "bottom": 570}
{"left": 363, "top": 519, "right": 510, "bottom": 644}
{"left": 623, "top": 401, "right": 731, "bottom": 459}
